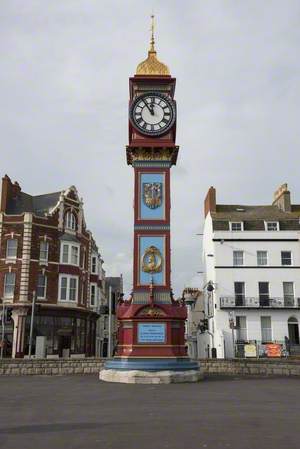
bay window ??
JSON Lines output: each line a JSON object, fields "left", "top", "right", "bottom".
{"left": 59, "top": 275, "right": 78, "bottom": 302}
{"left": 60, "top": 242, "right": 80, "bottom": 266}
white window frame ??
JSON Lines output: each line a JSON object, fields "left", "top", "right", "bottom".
{"left": 91, "top": 255, "right": 97, "bottom": 274}
{"left": 39, "top": 241, "right": 49, "bottom": 264}
{"left": 230, "top": 222, "right": 243, "bottom": 232}
{"left": 283, "top": 282, "right": 294, "bottom": 304}
{"left": 90, "top": 283, "right": 97, "bottom": 306}
{"left": 235, "top": 316, "right": 247, "bottom": 341}
{"left": 6, "top": 239, "right": 18, "bottom": 259}
{"left": 37, "top": 273, "right": 47, "bottom": 299}
{"left": 233, "top": 250, "right": 244, "bottom": 266}
{"left": 65, "top": 211, "right": 77, "bottom": 231}
{"left": 265, "top": 221, "right": 279, "bottom": 231}
{"left": 261, "top": 316, "right": 272, "bottom": 343}
{"left": 4, "top": 272, "right": 16, "bottom": 298}
{"left": 281, "top": 251, "right": 292, "bottom": 266}
{"left": 59, "top": 274, "right": 78, "bottom": 302}
{"left": 60, "top": 241, "right": 80, "bottom": 266}
{"left": 257, "top": 250, "right": 268, "bottom": 266}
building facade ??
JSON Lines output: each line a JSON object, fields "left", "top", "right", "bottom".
{"left": 0, "top": 175, "right": 102, "bottom": 358}
{"left": 90, "top": 275, "right": 123, "bottom": 357}
{"left": 182, "top": 288, "right": 204, "bottom": 359}
{"left": 201, "top": 183, "right": 300, "bottom": 358}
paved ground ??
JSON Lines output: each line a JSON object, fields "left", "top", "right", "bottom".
{"left": 0, "top": 376, "right": 299, "bottom": 449}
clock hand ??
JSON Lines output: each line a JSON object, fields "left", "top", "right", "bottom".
{"left": 150, "top": 98, "right": 155, "bottom": 115}
{"left": 144, "top": 101, "right": 154, "bottom": 116}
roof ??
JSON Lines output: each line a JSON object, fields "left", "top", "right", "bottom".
{"left": 59, "top": 233, "right": 80, "bottom": 243}
{"left": 212, "top": 204, "right": 300, "bottom": 231}
{"left": 6, "top": 191, "right": 61, "bottom": 216}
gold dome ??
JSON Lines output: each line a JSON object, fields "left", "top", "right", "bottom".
{"left": 135, "top": 16, "right": 170, "bottom": 76}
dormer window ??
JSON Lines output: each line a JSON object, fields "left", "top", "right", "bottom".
{"left": 230, "top": 222, "right": 243, "bottom": 232}
{"left": 265, "top": 221, "right": 279, "bottom": 231}
{"left": 65, "top": 211, "right": 77, "bottom": 231}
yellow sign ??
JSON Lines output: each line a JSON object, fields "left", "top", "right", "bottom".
{"left": 244, "top": 344, "right": 257, "bottom": 358}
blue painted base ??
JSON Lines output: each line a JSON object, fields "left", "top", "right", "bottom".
{"left": 104, "top": 357, "right": 199, "bottom": 372}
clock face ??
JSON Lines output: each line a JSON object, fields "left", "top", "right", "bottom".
{"left": 130, "top": 92, "right": 176, "bottom": 136}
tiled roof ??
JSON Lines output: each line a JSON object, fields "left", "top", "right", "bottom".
{"left": 6, "top": 191, "right": 61, "bottom": 216}
{"left": 212, "top": 204, "right": 300, "bottom": 231}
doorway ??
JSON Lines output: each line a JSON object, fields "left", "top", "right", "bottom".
{"left": 58, "top": 335, "right": 71, "bottom": 358}
{"left": 288, "top": 317, "right": 300, "bottom": 345}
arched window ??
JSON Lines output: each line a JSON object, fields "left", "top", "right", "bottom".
{"left": 65, "top": 211, "right": 77, "bottom": 231}
{"left": 288, "top": 317, "right": 298, "bottom": 324}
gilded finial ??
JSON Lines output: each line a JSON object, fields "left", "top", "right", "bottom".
{"left": 135, "top": 15, "right": 170, "bottom": 76}
{"left": 150, "top": 14, "right": 155, "bottom": 52}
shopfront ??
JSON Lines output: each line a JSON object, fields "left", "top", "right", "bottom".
{"left": 23, "top": 308, "right": 98, "bottom": 358}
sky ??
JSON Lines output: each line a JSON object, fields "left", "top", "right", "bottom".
{"left": 1, "top": 0, "right": 299, "bottom": 297}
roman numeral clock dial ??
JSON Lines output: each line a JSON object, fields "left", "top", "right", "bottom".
{"left": 130, "top": 92, "right": 176, "bottom": 136}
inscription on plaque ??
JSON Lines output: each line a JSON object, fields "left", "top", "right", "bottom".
{"left": 138, "top": 323, "right": 166, "bottom": 343}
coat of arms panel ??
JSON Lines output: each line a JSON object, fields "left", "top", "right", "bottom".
{"left": 143, "top": 182, "right": 163, "bottom": 209}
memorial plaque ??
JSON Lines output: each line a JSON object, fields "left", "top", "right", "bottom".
{"left": 138, "top": 323, "right": 166, "bottom": 343}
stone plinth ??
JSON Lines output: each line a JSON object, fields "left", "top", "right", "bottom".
{"left": 99, "top": 368, "right": 202, "bottom": 384}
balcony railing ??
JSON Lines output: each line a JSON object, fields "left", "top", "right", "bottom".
{"left": 220, "top": 296, "right": 300, "bottom": 308}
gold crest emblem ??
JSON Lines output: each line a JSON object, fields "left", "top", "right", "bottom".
{"left": 142, "top": 246, "right": 162, "bottom": 273}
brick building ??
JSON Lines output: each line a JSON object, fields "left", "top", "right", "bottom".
{"left": 0, "top": 175, "right": 102, "bottom": 358}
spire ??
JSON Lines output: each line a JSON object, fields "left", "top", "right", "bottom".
{"left": 135, "top": 15, "right": 170, "bottom": 76}
{"left": 150, "top": 14, "right": 155, "bottom": 52}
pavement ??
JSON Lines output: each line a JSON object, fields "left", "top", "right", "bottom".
{"left": 0, "top": 375, "right": 299, "bottom": 449}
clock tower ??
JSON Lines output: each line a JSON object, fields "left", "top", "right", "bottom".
{"left": 100, "top": 17, "right": 200, "bottom": 382}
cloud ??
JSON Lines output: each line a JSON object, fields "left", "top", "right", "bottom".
{"left": 1, "top": 0, "right": 300, "bottom": 296}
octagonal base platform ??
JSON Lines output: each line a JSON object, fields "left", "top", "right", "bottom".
{"left": 99, "top": 368, "right": 202, "bottom": 384}
{"left": 99, "top": 357, "right": 202, "bottom": 383}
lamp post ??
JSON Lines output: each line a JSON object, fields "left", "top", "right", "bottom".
{"left": 28, "top": 290, "right": 36, "bottom": 358}
{"left": 0, "top": 299, "right": 5, "bottom": 359}
{"left": 183, "top": 288, "right": 199, "bottom": 359}
{"left": 107, "top": 286, "right": 112, "bottom": 358}
{"left": 205, "top": 281, "right": 217, "bottom": 358}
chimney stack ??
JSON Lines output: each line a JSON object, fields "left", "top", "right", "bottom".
{"left": 0, "top": 175, "right": 22, "bottom": 213}
{"left": 204, "top": 186, "right": 216, "bottom": 217}
{"left": 272, "top": 183, "right": 291, "bottom": 212}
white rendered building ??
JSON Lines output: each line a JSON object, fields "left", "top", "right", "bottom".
{"left": 200, "top": 184, "right": 300, "bottom": 359}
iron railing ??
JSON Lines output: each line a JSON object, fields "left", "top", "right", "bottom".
{"left": 220, "top": 296, "right": 300, "bottom": 308}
